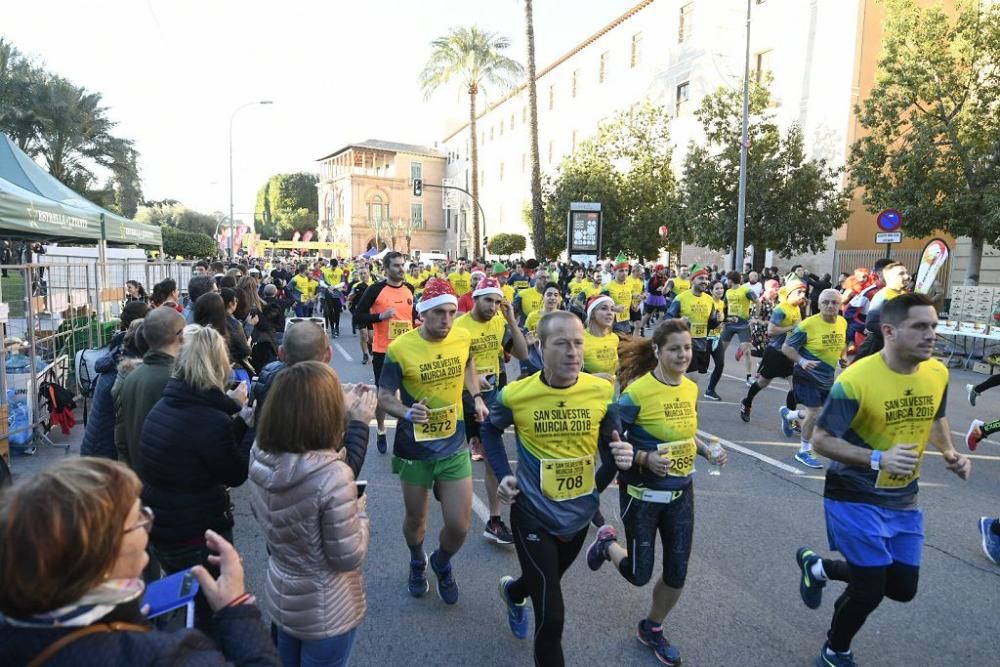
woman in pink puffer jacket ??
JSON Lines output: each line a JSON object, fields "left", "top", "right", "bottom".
{"left": 248, "top": 361, "right": 377, "bottom": 667}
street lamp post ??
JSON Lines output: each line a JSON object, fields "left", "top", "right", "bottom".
{"left": 229, "top": 100, "right": 273, "bottom": 259}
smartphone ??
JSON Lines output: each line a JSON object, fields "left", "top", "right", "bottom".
{"left": 143, "top": 567, "right": 200, "bottom": 619}
{"left": 356, "top": 480, "right": 367, "bottom": 497}
{"left": 226, "top": 381, "right": 241, "bottom": 391}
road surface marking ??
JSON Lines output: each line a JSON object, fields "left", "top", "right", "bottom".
{"left": 471, "top": 491, "right": 490, "bottom": 524}
{"left": 744, "top": 439, "right": 1000, "bottom": 461}
{"left": 334, "top": 342, "right": 353, "bottom": 362}
{"left": 723, "top": 373, "right": 789, "bottom": 390}
{"left": 951, "top": 431, "right": 999, "bottom": 447}
{"left": 697, "top": 429, "right": 804, "bottom": 475}
{"left": 797, "top": 474, "right": 948, "bottom": 487}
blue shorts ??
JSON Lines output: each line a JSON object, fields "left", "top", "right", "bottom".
{"left": 793, "top": 373, "right": 830, "bottom": 408}
{"left": 824, "top": 499, "right": 924, "bottom": 567}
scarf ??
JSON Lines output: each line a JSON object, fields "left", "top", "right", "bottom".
{"left": 2, "top": 578, "right": 145, "bottom": 628}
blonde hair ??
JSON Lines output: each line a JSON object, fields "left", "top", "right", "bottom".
{"left": 174, "top": 324, "right": 230, "bottom": 392}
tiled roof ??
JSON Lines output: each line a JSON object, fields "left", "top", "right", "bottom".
{"left": 316, "top": 139, "right": 446, "bottom": 162}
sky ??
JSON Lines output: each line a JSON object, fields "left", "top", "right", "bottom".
{"left": 3, "top": 0, "right": 639, "bottom": 222}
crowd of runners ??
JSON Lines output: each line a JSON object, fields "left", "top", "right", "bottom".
{"left": 0, "top": 249, "right": 996, "bottom": 667}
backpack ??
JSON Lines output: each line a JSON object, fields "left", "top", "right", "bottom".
{"left": 75, "top": 346, "right": 110, "bottom": 398}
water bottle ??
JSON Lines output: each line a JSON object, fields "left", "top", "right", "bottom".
{"left": 708, "top": 436, "right": 724, "bottom": 476}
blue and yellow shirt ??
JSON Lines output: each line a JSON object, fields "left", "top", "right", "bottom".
{"left": 725, "top": 285, "right": 755, "bottom": 321}
{"left": 667, "top": 290, "right": 716, "bottom": 339}
{"left": 515, "top": 288, "right": 544, "bottom": 319}
{"left": 818, "top": 353, "right": 948, "bottom": 509}
{"left": 604, "top": 280, "right": 633, "bottom": 322}
{"left": 583, "top": 329, "right": 619, "bottom": 378}
{"left": 454, "top": 312, "right": 506, "bottom": 383}
{"left": 619, "top": 372, "right": 699, "bottom": 491}
{"left": 785, "top": 314, "right": 847, "bottom": 390}
{"left": 768, "top": 301, "right": 802, "bottom": 349}
{"left": 380, "top": 327, "right": 472, "bottom": 461}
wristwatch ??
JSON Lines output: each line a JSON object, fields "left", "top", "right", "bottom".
{"left": 870, "top": 450, "right": 882, "bottom": 471}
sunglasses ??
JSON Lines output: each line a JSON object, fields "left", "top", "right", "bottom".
{"left": 124, "top": 505, "right": 155, "bottom": 534}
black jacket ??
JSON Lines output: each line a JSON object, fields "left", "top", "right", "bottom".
{"left": 139, "top": 379, "right": 249, "bottom": 545}
{"left": 0, "top": 600, "right": 278, "bottom": 667}
{"left": 80, "top": 333, "right": 126, "bottom": 460}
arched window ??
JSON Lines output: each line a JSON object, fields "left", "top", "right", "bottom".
{"left": 368, "top": 193, "right": 388, "bottom": 225}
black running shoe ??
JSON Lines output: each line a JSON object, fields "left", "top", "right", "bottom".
{"left": 740, "top": 399, "right": 752, "bottom": 423}
{"left": 376, "top": 432, "right": 387, "bottom": 454}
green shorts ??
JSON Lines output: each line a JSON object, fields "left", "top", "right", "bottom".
{"left": 391, "top": 449, "right": 472, "bottom": 489}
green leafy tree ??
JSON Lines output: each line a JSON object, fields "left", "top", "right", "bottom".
{"left": 254, "top": 172, "right": 319, "bottom": 239}
{"left": 488, "top": 232, "right": 527, "bottom": 256}
{"left": 681, "top": 83, "right": 849, "bottom": 267}
{"left": 135, "top": 202, "right": 218, "bottom": 236}
{"left": 420, "top": 26, "right": 524, "bottom": 259}
{"left": 849, "top": 0, "right": 1000, "bottom": 284}
{"left": 161, "top": 225, "right": 217, "bottom": 258}
{"left": 541, "top": 149, "right": 624, "bottom": 260}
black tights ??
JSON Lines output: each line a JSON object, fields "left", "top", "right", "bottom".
{"left": 823, "top": 559, "right": 919, "bottom": 653}
{"left": 745, "top": 381, "right": 796, "bottom": 410}
{"left": 974, "top": 373, "right": 1000, "bottom": 395}
{"left": 508, "top": 502, "right": 588, "bottom": 667}
{"left": 707, "top": 341, "right": 726, "bottom": 391}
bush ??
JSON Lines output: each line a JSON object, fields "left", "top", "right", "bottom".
{"left": 488, "top": 232, "right": 527, "bottom": 257}
{"left": 161, "top": 225, "right": 217, "bottom": 258}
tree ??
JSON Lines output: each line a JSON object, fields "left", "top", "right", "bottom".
{"left": 681, "top": 83, "right": 849, "bottom": 267}
{"left": 849, "top": 0, "right": 1000, "bottom": 284}
{"left": 488, "top": 232, "right": 527, "bottom": 257}
{"left": 254, "top": 172, "right": 319, "bottom": 239}
{"left": 420, "top": 26, "right": 524, "bottom": 259}
{"left": 541, "top": 148, "right": 623, "bottom": 260}
{"left": 522, "top": 1, "right": 546, "bottom": 258}
{"left": 135, "top": 202, "right": 218, "bottom": 237}
{"left": 161, "top": 225, "right": 217, "bottom": 258}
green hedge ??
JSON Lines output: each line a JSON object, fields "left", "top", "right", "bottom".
{"left": 161, "top": 225, "right": 217, "bottom": 258}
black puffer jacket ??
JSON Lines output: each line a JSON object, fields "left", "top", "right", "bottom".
{"left": 139, "top": 378, "right": 249, "bottom": 545}
{"left": 79, "top": 333, "right": 126, "bottom": 459}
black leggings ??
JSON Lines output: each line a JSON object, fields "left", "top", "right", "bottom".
{"left": 616, "top": 485, "right": 694, "bottom": 588}
{"left": 974, "top": 373, "right": 1000, "bottom": 395}
{"left": 823, "top": 558, "right": 920, "bottom": 652}
{"left": 324, "top": 295, "right": 342, "bottom": 333}
{"left": 707, "top": 340, "right": 726, "bottom": 391}
{"left": 508, "top": 502, "right": 588, "bottom": 667}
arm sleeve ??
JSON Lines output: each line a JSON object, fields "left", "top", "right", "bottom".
{"left": 816, "top": 382, "right": 860, "bottom": 438}
{"left": 617, "top": 393, "right": 640, "bottom": 434}
{"left": 665, "top": 299, "right": 681, "bottom": 319}
{"left": 770, "top": 308, "right": 786, "bottom": 326}
{"left": 352, "top": 282, "right": 385, "bottom": 326}
{"left": 319, "top": 463, "right": 370, "bottom": 572}
{"left": 594, "top": 403, "right": 623, "bottom": 492}
{"left": 785, "top": 326, "right": 807, "bottom": 352}
{"left": 482, "top": 392, "right": 515, "bottom": 480}
{"left": 342, "top": 420, "right": 370, "bottom": 479}
{"left": 379, "top": 352, "right": 403, "bottom": 394}
{"left": 935, "top": 385, "right": 948, "bottom": 419}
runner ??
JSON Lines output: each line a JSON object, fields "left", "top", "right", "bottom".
{"left": 568, "top": 267, "right": 590, "bottom": 303}
{"left": 586, "top": 318, "right": 727, "bottom": 666}
{"left": 852, "top": 260, "right": 909, "bottom": 361}
{"left": 604, "top": 254, "right": 634, "bottom": 335}
{"left": 628, "top": 263, "right": 647, "bottom": 336}
{"left": 377, "top": 278, "right": 488, "bottom": 604}
{"left": 319, "top": 259, "right": 345, "bottom": 337}
{"left": 780, "top": 288, "right": 848, "bottom": 469}
{"left": 640, "top": 264, "right": 669, "bottom": 333}
{"left": 524, "top": 283, "right": 562, "bottom": 335}
{"left": 347, "top": 264, "right": 374, "bottom": 365}
{"left": 665, "top": 266, "right": 691, "bottom": 301}
{"left": 494, "top": 262, "right": 517, "bottom": 304}
{"left": 665, "top": 266, "right": 718, "bottom": 380}
{"left": 740, "top": 277, "right": 807, "bottom": 422}
{"left": 353, "top": 252, "right": 417, "bottom": 454}
{"left": 795, "top": 293, "right": 971, "bottom": 667}
{"left": 514, "top": 270, "right": 548, "bottom": 325}
{"left": 582, "top": 294, "right": 620, "bottom": 383}
{"left": 702, "top": 280, "right": 727, "bottom": 401}
{"left": 480, "top": 311, "right": 634, "bottom": 665}
{"left": 454, "top": 276, "right": 529, "bottom": 545}
{"left": 289, "top": 263, "right": 319, "bottom": 317}
{"left": 448, "top": 259, "right": 473, "bottom": 297}
{"left": 705, "top": 271, "right": 758, "bottom": 399}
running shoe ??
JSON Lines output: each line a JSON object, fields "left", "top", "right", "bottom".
{"left": 408, "top": 554, "right": 429, "bottom": 598}
{"left": 795, "top": 451, "right": 824, "bottom": 469}
{"left": 779, "top": 406, "right": 796, "bottom": 438}
{"left": 703, "top": 388, "right": 721, "bottom": 401}
{"left": 739, "top": 398, "right": 752, "bottom": 423}
{"left": 362, "top": 354, "right": 369, "bottom": 365}
{"left": 636, "top": 619, "right": 681, "bottom": 666}
{"left": 745, "top": 374, "right": 754, "bottom": 387}
{"left": 484, "top": 518, "right": 514, "bottom": 545}
{"left": 376, "top": 432, "right": 388, "bottom": 454}
{"left": 815, "top": 642, "right": 858, "bottom": 667}
{"left": 966, "top": 383, "right": 979, "bottom": 407}
{"left": 795, "top": 547, "right": 826, "bottom": 609}
{"left": 429, "top": 550, "right": 459, "bottom": 604}
{"left": 966, "top": 419, "right": 985, "bottom": 451}
{"left": 470, "top": 437, "right": 484, "bottom": 462}
{"left": 586, "top": 524, "right": 618, "bottom": 571}
{"left": 978, "top": 517, "right": 1000, "bottom": 566}
{"left": 498, "top": 575, "right": 530, "bottom": 639}
{"left": 735, "top": 345, "right": 745, "bottom": 362}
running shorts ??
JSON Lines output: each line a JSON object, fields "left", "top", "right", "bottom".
{"left": 824, "top": 498, "right": 924, "bottom": 567}
{"left": 721, "top": 320, "right": 751, "bottom": 345}
{"left": 687, "top": 346, "right": 711, "bottom": 374}
{"left": 372, "top": 352, "right": 386, "bottom": 386}
{"left": 792, "top": 370, "right": 829, "bottom": 408}
{"left": 758, "top": 346, "right": 794, "bottom": 380}
{"left": 392, "top": 449, "right": 472, "bottom": 489}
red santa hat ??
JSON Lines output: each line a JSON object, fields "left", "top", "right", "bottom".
{"left": 417, "top": 278, "right": 458, "bottom": 313}
{"left": 473, "top": 277, "right": 504, "bottom": 298}
{"left": 585, "top": 294, "right": 615, "bottom": 320}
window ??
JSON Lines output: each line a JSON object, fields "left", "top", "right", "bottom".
{"left": 754, "top": 49, "right": 773, "bottom": 84}
{"left": 410, "top": 160, "right": 422, "bottom": 182}
{"left": 631, "top": 32, "right": 642, "bottom": 68}
{"left": 679, "top": 3, "right": 693, "bottom": 43}
{"left": 480, "top": 169, "right": 484, "bottom": 184}
{"left": 410, "top": 203, "right": 423, "bottom": 228}
{"left": 675, "top": 81, "right": 690, "bottom": 116}
{"left": 499, "top": 162, "right": 505, "bottom": 181}
{"left": 368, "top": 194, "right": 387, "bottom": 225}
{"left": 500, "top": 119, "right": 505, "bottom": 136}
{"left": 572, "top": 70, "right": 579, "bottom": 98}
{"left": 480, "top": 130, "right": 485, "bottom": 145}
{"left": 599, "top": 52, "right": 608, "bottom": 83}
{"left": 548, "top": 84, "right": 555, "bottom": 111}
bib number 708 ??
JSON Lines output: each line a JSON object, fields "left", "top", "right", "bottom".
{"left": 557, "top": 475, "right": 585, "bottom": 491}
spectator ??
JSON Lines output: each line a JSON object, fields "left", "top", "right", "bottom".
{"left": 262, "top": 283, "right": 295, "bottom": 336}
{"left": 183, "top": 275, "right": 216, "bottom": 323}
{"left": 249, "top": 362, "right": 374, "bottom": 667}
{"left": 150, "top": 278, "right": 181, "bottom": 310}
{"left": 125, "top": 280, "right": 148, "bottom": 304}
{"left": 250, "top": 302, "right": 282, "bottom": 372}
{"left": 195, "top": 292, "right": 251, "bottom": 368}
{"left": 0, "top": 458, "right": 278, "bottom": 667}
{"left": 235, "top": 276, "right": 263, "bottom": 321}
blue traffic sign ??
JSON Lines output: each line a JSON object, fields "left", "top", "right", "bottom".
{"left": 877, "top": 209, "right": 902, "bottom": 232}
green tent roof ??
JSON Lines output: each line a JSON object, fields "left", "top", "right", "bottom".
{"left": 0, "top": 133, "right": 161, "bottom": 247}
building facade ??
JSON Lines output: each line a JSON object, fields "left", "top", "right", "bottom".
{"left": 315, "top": 140, "right": 457, "bottom": 258}
{"left": 439, "top": 0, "right": 935, "bottom": 275}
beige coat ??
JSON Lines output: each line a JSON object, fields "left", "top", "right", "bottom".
{"left": 248, "top": 445, "right": 369, "bottom": 640}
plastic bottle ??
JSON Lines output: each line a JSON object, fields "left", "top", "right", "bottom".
{"left": 708, "top": 436, "right": 724, "bottom": 476}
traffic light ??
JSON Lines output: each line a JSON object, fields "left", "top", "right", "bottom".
{"left": 483, "top": 235, "right": 489, "bottom": 249}
{"left": 413, "top": 178, "right": 423, "bottom": 196}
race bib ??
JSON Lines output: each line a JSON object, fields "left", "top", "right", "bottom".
{"left": 690, "top": 322, "right": 707, "bottom": 338}
{"left": 656, "top": 439, "right": 697, "bottom": 477}
{"left": 414, "top": 404, "right": 458, "bottom": 442}
{"left": 389, "top": 320, "right": 412, "bottom": 340}
{"left": 540, "top": 455, "right": 595, "bottom": 501}
{"left": 875, "top": 443, "right": 925, "bottom": 489}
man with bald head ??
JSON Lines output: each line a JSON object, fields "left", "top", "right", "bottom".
{"left": 117, "top": 306, "right": 185, "bottom": 471}
{"left": 781, "top": 288, "right": 848, "bottom": 469}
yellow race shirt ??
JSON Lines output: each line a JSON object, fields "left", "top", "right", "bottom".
{"left": 405, "top": 273, "right": 424, "bottom": 290}
{"left": 501, "top": 284, "right": 516, "bottom": 304}
{"left": 818, "top": 353, "right": 948, "bottom": 509}
{"left": 605, "top": 280, "right": 633, "bottom": 322}
{"left": 709, "top": 298, "right": 725, "bottom": 338}
{"left": 290, "top": 274, "right": 318, "bottom": 301}
{"left": 672, "top": 290, "right": 715, "bottom": 338}
{"left": 321, "top": 266, "right": 344, "bottom": 287}
{"left": 454, "top": 312, "right": 506, "bottom": 384}
{"left": 448, "top": 272, "right": 473, "bottom": 296}
{"left": 583, "top": 329, "right": 619, "bottom": 378}
{"left": 619, "top": 372, "right": 700, "bottom": 490}
{"left": 626, "top": 276, "right": 646, "bottom": 309}
{"left": 785, "top": 314, "right": 847, "bottom": 389}
{"left": 725, "top": 285, "right": 755, "bottom": 321}
{"left": 672, "top": 278, "right": 691, "bottom": 294}
{"left": 517, "top": 288, "right": 544, "bottom": 317}
{"left": 768, "top": 301, "right": 803, "bottom": 349}
{"left": 380, "top": 327, "right": 472, "bottom": 461}
{"left": 568, "top": 279, "right": 590, "bottom": 300}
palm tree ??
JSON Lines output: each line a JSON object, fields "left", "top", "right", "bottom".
{"left": 523, "top": 1, "right": 546, "bottom": 258}
{"left": 420, "top": 26, "right": 524, "bottom": 259}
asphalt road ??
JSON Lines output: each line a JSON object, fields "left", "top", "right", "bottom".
{"left": 11, "top": 325, "right": 1000, "bottom": 666}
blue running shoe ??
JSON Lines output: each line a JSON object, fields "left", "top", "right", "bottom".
{"left": 586, "top": 524, "right": 618, "bottom": 571}
{"left": 795, "top": 450, "right": 824, "bottom": 469}
{"left": 815, "top": 642, "right": 858, "bottom": 667}
{"left": 780, "top": 407, "right": 796, "bottom": 438}
{"left": 498, "top": 576, "right": 530, "bottom": 639}
{"left": 978, "top": 517, "right": 1000, "bottom": 566}
{"left": 429, "top": 550, "right": 459, "bottom": 604}
{"left": 376, "top": 431, "right": 388, "bottom": 454}
{"left": 408, "top": 554, "right": 428, "bottom": 598}
{"left": 636, "top": 619, "right": 681, "bottom": 666}
{"left": 796, "top": 547, "right": 826, "bottom": 609}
